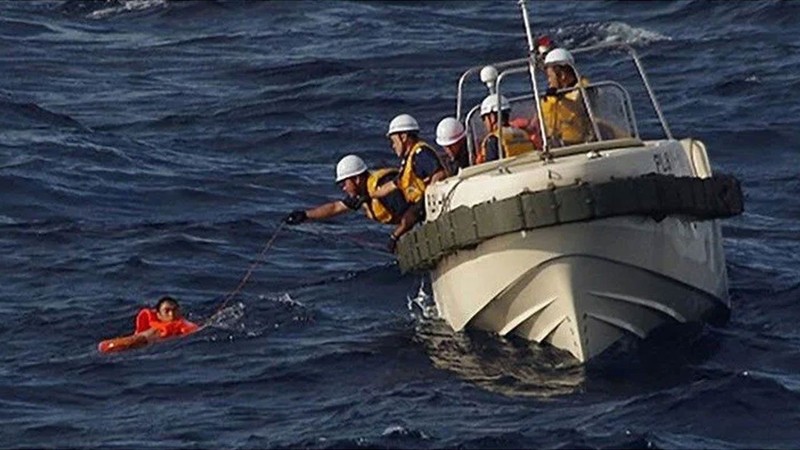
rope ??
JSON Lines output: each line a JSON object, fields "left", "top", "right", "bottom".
{"left": 204, "top": 222, "right": 285, "bottom": 325}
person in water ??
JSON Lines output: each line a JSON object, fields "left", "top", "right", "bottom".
{"left": 135, "top": 296, "right": 199, "bottom": 340}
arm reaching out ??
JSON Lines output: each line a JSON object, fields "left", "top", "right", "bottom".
{"left": 284, "top": 200, "right": 350, "bottom": 225}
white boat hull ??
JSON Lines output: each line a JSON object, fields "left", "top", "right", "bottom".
{"left": 430, "top": 215, "right": 729, "bottom": 362}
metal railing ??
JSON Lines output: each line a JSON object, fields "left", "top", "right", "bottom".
{"left": 454, "top": 41, "right": 673, "bottom": 160}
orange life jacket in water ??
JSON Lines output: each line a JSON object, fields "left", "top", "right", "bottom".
{"left": 135, "top": 308, "right": 199, "bottom": 338}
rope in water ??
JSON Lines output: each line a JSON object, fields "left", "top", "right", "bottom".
{"left": 202, "top": 222, "right": 389, "bottom": 327}
{"left": 204, "top": 222, "right": 285, "bottom": 325}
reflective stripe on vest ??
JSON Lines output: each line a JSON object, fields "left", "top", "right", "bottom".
{"left": 364, "top": 168, "right": 401, "bottom": 224}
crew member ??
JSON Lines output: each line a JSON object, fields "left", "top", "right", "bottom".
{"left": 135, "top": 296, "right": 199, "bottom": 340}
{"left": 371, "top": 113, "right": 448, "bottom": 251}
{"left": 435, "top": 117, "right": 470, "bottom": 172}
{"left": 476, "top": 94, "right": 535, "bottom": 164}
{"left": 539, "top": 48, "right": 594, "bottom": 147}
{"left": 283, "top": 154, "right": 411, "bottom": 240}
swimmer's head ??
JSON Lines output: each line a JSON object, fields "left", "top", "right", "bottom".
{"left": 155, "top": 296, "right": 182, "bottom": 322}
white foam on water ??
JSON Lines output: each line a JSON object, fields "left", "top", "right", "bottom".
{"left": 598, "top": 21, "right": 672, "bottom": 45}
{"left": 260, "top": 292, "right": 306, "bottom": 308}
{"left": 88, "top": 0, "right": 168, "bottom": 20}
{"left": 205, "top": 301, "right": 245, "bottom": 329}
{"left": 406, "top": 279, "right": 439, "bottom": 321}
{"left": 381, "top": 425, "right": 430, "bottom": 440}
{"left": 555, "top": 21, "right": 671, "bottom": 48}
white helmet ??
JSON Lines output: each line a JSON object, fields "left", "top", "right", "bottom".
{"left": 544, "top": 48, "right": 575, "bottom": 67}
{"left": 480, "top": 94, "right": 510, "bottom": 116}
{"left": 335, "top": 154, "right": 368, "bottom": 183}
{"left": 386, "top": 113, "right": 419, "bottom": 136}
{"left": 435, "top": 117, "right": 466, "bottom": 146}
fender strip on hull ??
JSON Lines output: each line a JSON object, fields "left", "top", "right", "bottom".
{"left": 397, "top": 173, "right": 743, "bottom": 273}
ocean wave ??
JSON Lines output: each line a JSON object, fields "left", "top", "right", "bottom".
{"left": 59, "top": 0, "right": 169, "bottom": 20}
{"left": 0, "top": 0, "right": 796, "bottom": 447}
{"left": 552, "top": 21, "right": 671, "bottom": 48}
{"left": 0, "top": 98, "right": 87, "bottom": 130}
{"left": 0, "top": 18, "right": 58, "bottom": 37}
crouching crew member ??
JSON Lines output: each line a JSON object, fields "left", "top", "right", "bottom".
{"left": 283, "top": 154, "right": 411, "bottom": 246}
{"left": 370, "top": 113, "right": 449, "bottom": 251}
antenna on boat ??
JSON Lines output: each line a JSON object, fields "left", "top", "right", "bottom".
{"left": 480, "top": 66, "right": 498, "bottom": 94}
{"left": 518, "top": 0, "right": 550, "bottom": 154}
{"left": 518, "top": 0, "right": 537, "bottom": 55}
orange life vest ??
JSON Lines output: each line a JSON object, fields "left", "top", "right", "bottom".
{"left": 135, "top": 308, "right": 199, "bottom": 338}
{"left": 476, "top": 126, "right": 535, "bottom": 164}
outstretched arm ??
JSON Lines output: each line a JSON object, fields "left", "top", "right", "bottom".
{"left": 134, "top": 327, "right": 160, "bottom": 343}
{"left": 305, "top": 200, "right": 349, "bottom": 220}
{"left": 286, "top": 200, "right": 351, "bottom": 225}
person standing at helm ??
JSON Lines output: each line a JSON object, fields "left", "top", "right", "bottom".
{"left": 371, "top": 113, "right": 448, "bottom": 251}
{"left": 436, "top": 117, "right": 470, "bottom": 173}
{"left": 283, "top": 154, "right": 410, "bottom": 241}
{"left": 539, "top": 47, "right": 593, "bottom": 147}
{"left": 476, "top": 94, "right": 535, "bottom": 164}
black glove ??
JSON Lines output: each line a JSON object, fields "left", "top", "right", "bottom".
{"left": 284, "top": 210, "right": 307, "bottom": 225}
{"left": 387, "top": 234, "right": 399, "bottom": 253}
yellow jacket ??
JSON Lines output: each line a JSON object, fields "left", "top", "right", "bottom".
{"left": 540, "top": 78, "right": 593, "bottom": 147}
{"left": 477, "top": 126, "right": 535, "bottom": 164}
{"left": 398, "top": 141, "right": 447, "bottom": 204}
{"left": 364, "top": 168, "right": 405, "bottom": 224}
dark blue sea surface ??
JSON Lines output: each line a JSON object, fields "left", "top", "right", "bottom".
{"left": 1, "top": 0, "right": 798, "bottom": 448}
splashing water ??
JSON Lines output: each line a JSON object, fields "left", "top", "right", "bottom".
{"left": 205, "top": 301, "right": 246, "bottom": 329}
{"left": 261, "top": 292, "right": 306, "bottom": 308}
{"left": 87, "top": 0, "right": 168, "bottom": 19}
{"left": 406, "top": 279, "right": 439, "bottom": 321}
{"left": 553, "top": 21, "right": 671, "bottom": 48}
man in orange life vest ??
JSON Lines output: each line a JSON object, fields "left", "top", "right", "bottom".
{"left": 283, "top": 155, "right": 412, "bottom": 250}
{"left": 475, "top": 94, "right": 535, "bottom": 164}
{"left": 135, "top": 296, "right": 199, "bottom": 340}
{"left": 370, "top": 114, "right": 449, "bottom": 252}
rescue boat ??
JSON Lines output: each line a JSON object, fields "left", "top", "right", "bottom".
{"left": 395, "top": 1, "right": 743, "bottom": 363}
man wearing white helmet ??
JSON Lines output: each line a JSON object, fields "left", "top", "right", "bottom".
{"left": 540, "top": 47, "right": 593, "bottom": 147}
{"left": 475, "top": 94, "right": 535, "bottom": 164}
{"left": 435, "top": 117, "right": 469, "bottom": 172}
{"left": 371, "top": 113, "right": 448, "bottom": 251}
{"left": 283, "top": 155, "right": 410, "bottom": 243}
